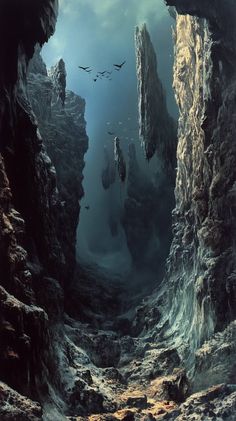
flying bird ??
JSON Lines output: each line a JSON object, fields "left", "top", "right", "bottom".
{"left": 93, "top": 78, "right": 97, "bottom": 82}
{"left": 85, "top": 205, "right": 90, "bottom": 210}
{"left": 98, "top": 71, "right": 107, "bottom": 75}
{"left": 113, "top": 61, "right": 126, "bottom": 70}
{"left": 78, "top": 66, "right": 91, "bottom": 71}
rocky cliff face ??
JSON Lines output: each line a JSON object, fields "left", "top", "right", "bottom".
{"left": 0, "top": 0, "right": 88, "bottom": 414}
{"left": 27, "top": 48, "right": 88, "bottom": 282}
{"left": 144, "top": 0, "right": 236, "bottom": 389}
{"left": 0, "top": 0, "right": 62, "bottom": 401}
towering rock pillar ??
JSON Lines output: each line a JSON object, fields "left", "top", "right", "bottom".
{"left": 135, "top": 23, "right": 177, "bottom": 173}
{"left": 131, "top": 24, "right": 176, "bottom": 279}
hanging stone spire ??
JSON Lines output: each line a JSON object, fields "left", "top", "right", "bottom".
{"left": 135, "top": 23, "right": 177, "bottom": 174}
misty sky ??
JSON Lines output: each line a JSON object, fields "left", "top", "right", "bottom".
{"left": 42, "top": 0, "right": 177, "bottom": 275}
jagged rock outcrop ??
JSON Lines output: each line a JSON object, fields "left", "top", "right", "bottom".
{"left": 0, "top": 0, "right": 87, "bottom": 414}
{"left": 158, "top": 384, "right": 236, "bottom": 421}
{"left": 135, "top": 23, "right": 177, "bottom": 171}
{"left": 27, "top": 48, "right": 88, "bottom": 281}
{"left": 133, "top": 0, "right": 236, "bottom": 398}
{"left": 0, "top": 0, "right": 62, "bottom": 401}
{"left": 48, "top": 58, "right": 66, "bottom": 106}
{"left": 0, "top": 381, "right": 43, "bottom": 421}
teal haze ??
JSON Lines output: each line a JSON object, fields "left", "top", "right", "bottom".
{"left": 42, "top": 0, "right": 177, "bottom": 278}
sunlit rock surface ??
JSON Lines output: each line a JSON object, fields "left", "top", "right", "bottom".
{"left": 135, "top": 23, "right": 177, "bottom": 170}
{"left": 133, "top": 0, "right": 236, "bottom": 396}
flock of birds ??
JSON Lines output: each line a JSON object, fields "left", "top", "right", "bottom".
{"left": 78, "top": 61, "right": 126, "bottom": 82}
{"left": 80, "top": 60, "right": 135, "bottom": 210}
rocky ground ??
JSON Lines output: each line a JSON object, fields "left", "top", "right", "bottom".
{"left": 37, "top": 268, "right": 235, "bottom": 421}
{"left": 0, "top": 263, "right": 235, "bottom": 421}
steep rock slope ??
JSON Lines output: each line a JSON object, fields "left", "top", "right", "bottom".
{"left": 0, "top": 0, "right": 62, "bottom": 402}
{"left": 135, "top": 0, "right": 236, "bottom": 392}
{"left": 27, "top": 49, "right": 88, "bottom": 281}
{"left": 0, "top": 0, "right": 87, "bottom": 415}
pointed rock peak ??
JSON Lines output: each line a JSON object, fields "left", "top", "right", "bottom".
{"left": 28, "top": 44, "right": 48, "bottom": 76}
{"left": 49, "top": 58, "right": 67, "bottom": 106}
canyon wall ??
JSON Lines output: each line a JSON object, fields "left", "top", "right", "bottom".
{"left": 27, "top": 49, "right": 88, "bottom": 282}
{"left": 0, "top": 0, "right": 60, "bottom": 400}
{"left": 0, "top": 1, "right": 88, "bottom": 416}
{"left": 151, "top": 0, "right": 236, "bottom": 388}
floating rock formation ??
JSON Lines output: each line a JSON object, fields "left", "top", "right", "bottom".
{"left": 114, "top": 137, "right": 127, "bottom": 183}
{"left": 135, "top": 23, "right": 177, "bottom": 171}
{"left": 130, "top": 24, "right": 176, "bottom": 276}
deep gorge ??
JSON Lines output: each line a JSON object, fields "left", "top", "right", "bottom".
{"left": 0, "top": 1, "right": 236, "bottom": 420}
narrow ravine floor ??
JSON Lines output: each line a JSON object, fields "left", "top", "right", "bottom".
{"left": 42, "top": 264, "right": 236, "bottom": 421}
{"left": 43, "top": 264, "right": 187, "bottom": 421}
